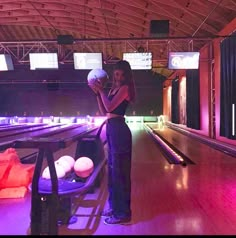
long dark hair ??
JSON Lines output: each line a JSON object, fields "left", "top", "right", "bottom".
{"left": 112, "top": 60, "right": 136, "bottom": 102}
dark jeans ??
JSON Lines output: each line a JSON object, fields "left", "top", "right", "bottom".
{"left": 106, "top": 117, "right": 132, "bottom": 219}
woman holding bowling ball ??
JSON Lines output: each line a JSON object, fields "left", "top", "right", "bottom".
{"left": 88, "top": 60, "right": 136, "bottom": 225}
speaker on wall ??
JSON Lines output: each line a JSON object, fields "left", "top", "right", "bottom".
{"left": 57, "top": 35, "right": 74, "bottom": 45}
{"left": 150, "top": 20, "right": 169, "bottom": 38}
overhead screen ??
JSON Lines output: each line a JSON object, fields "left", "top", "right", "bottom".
{"left": 123, "top": 52, "right": 152, "bottom": 70}
{"left": 29, "top": 53, "right": 59, "bottom": 70}
{"left": 0, "top": 54, "right": 14, "bottom": 71}
{"left": 168, "top": 52, "right": 200, "bottom": 69}
{"left": 73, "top": 53, "right": 103, "bottom": 69}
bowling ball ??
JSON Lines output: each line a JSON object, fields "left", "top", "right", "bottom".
{"left": 74, "top": 156, "right": 94, "bottom": 178}
{"left": 42, "top": 164, "right": 66, "bottom": 179}
{"left": 55, "top": 159, "right": 71, "bottom": 173}
{"left": 87, "top": 68, "right": 108, "bottom": 87}
{"left": 58, "top": 155, "right": 75, "bottom": 170}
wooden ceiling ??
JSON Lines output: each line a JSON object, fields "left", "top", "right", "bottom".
{"left": 0, "top": 0, "right": 235, "bottom": 77}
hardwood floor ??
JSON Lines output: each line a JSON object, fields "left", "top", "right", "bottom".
{"left": 1, "top": 123, "right": 236, "bottom": 235}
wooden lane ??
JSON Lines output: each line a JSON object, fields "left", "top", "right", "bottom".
{"left": 0, "top": 124, "right": 9, "bottom": 127}
{"left": 0, "top": 124, "right": 61, "bottom": 159}
{"left": 166, "top": 122, "right": 236, "bottom": 158}
{"left": 147, "top": 124, "right": 236, "bottom": 164}
{"left": 0, "top": 124, "right": 66, "bottom": 153}
{"left": 0, "top": 124, "right": 63, "bottom": 140}
{"left": 73, "top": 124, "right": 236, "bottom": 235}
{"left": 58, "top": 126, "right": 175, "bottom": 235}
{"left": 1, "top": 123, "right": 236, "bottom": 235}
{"left": 0, "top": 124, "right": 47, "bottom": 134}
{"left": 31, "top": 123, "right": 92, "bottom": 140}
{"left": 0, "top": 124, "right": 78, "bottom": 144}
{"left": 0, "top": 124, "right": 32, "bottom": 130}
{"left": 129, "top": 124, "right": 236, "bottom": 235}
{"left": 0, "top": 123, "right": 87, "bottom": 162}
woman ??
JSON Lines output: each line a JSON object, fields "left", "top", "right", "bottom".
{"left": 89, "top": 60, "right": 136, "bottom": 225}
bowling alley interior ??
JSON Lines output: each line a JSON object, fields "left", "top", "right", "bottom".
{"left": 0, "top": 0, "right": 236, "bottom": 235}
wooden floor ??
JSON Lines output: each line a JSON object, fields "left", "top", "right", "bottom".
{"left": 1, "top": 123, "right": 236, "bottom": 235}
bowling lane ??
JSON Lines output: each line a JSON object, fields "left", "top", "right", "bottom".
{"left": 0, "top": 124, "right": 33, "bottom": 130}
{"left": 0, "top": 124, "right": 86, "bottom": 162}
{"left": 56, "top": 124, "right": 174, "bottom": 236}
{"left": 2, "top": 123, "right": 236, "bottom": 235}
{"left": 0, "top": 124, "right": 74, "bottom": 143}
{"left": 146, "top": 123, "right": 236, "bottom": 165}
{"left": 31, "top": 123, "right": 97, "bottom": 141}
{"left": 124, "top": 124, "right": 236, "bottom": 235}
{"left": 62, "top": 124, "right": 213, "bottom": 235}
{"left": 0, "top": 124, "right": 9, "bottom": 127}
{"left": 0, "top": 124, "right": 48, "bottom": 135}
{"left": 131, "top": 126, "right": 169, "bottom": 165}
{"left": 0, "top": 124, "right": 65, "bottom": 140}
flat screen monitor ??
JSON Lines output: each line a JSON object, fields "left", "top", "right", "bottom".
{"left": 29, "top": 53, "right": 59, "bottom": 70}
{"left": 73, "top": 53, "right": 103, "bottom": 69}
{"left": 123, "top": 52, "right": 152, "bottom": 70}
{"left": 168, "top": 52, "right": 200, "bottom": 69}
{"left": 0, "top": 54, "right": 14, "bottom": 71}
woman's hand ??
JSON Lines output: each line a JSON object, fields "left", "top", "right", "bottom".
{"left": 93, "top": 80, "right": 104, "bottom": 92}
{"left": 88, "top": 81, "right": 99, "bottom": 95}
{"left": 89, "top": 80, "right": 103, "bottom": 94}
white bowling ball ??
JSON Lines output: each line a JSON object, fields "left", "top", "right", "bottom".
{"left": 87, "top": 68, "right": 108, "bottom": 86}
{"left": 55, "top": 159, "right": 71, "bottom": 173}
{"left": 74, "top": 156, "right": 94, "bottom": 178}
{"left": 42, "top": 164, "right": 66, "bottom": 179}
{"left": 58, "top": 155, "right": 75, "bottom": 170}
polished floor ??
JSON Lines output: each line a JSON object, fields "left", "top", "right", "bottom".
{"left": 1, "top": 123, "right": 236, "bottom": 235}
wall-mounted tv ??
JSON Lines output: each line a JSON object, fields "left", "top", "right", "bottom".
{"left": 73, "top": 53, "right": 103, "bottom": 69}
{"left": 123, "top": 52, "right": 152, "bottom": 70}
{"left": 0, "top": 54, "right": 14, "bottom": 71}
{"left": 29, "top": 53, "right": 59, "bottom": 70}
{"left": 168, "top": 52, "right": 200, "bottom": 69}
